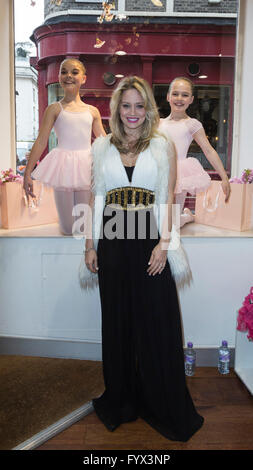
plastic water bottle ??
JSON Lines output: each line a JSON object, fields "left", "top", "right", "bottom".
{"left": 184, "top": 342, "right": 196, "bottom": 376}
{"left": 218, "top": 340, "right": 230, "bottom": 374}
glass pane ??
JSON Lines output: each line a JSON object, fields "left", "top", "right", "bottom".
{"left": 14, "top": 0, "right": 44, "bottom": 176}
{"left": 189, "top": 86, "right": 230, "bottom": 172}
{"left": 13, "top": 0, "right": 238, "bottom": 210}
{"left": 15, "top": 46, "right": 39, "bottom": 175}
{"left": 154, "top": 84, "right": 231, "bottom": 171}
{"left": 47, "top": 84, "right": 64, "bottom": 151}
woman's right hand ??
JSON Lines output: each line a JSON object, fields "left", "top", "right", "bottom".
{"left": 85, "top": 248, "right": 98, "bottom": 273}
{"left": 23, "top": 173, "right": 36, "bottom": 200}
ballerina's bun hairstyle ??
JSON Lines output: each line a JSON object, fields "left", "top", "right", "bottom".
{"left": 168, "top": 77, "right": 194, "bottom": 95}
{"left": 109, "top": 75, "right": 160, "bottom": 154}
{"left": 60, "top": 58, "right": 86, "bottom": 75}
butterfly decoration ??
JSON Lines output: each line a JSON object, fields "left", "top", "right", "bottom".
{"left": 132, "top": 26, "right": 140, "bottom": 48}
{"left": 50, "top": 0, "right": 63, "bottom": 5}
{"left": 151, "top": 0, "right": 163, "bottom": 6}
{"left": 94, "top": 37, "right": 106, "bottom": 49}
{"left": 115, "top": 14, "right": 127, "bottom": 21}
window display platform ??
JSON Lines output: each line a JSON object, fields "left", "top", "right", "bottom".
{"left": 0, "top": 222, "right": 253, "bottom": 238}
{"left": 0, "top": 222, "right": 252, "bottom": 370}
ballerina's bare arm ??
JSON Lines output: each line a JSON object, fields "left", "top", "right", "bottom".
{"left": 90, "top": 106, "right": 106, "bottom": 137}
{"left": 193, "top": 127, "right": 231, "bottom": 201}
{"left": 23, "top": 103, "right": 60, "bottom": 199}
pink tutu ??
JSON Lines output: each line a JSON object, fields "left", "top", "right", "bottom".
{"left": 31, "top": 147, "right": 92, "bottom": 191}
{"left": 175, "top": 157, "right": 211, "bottom": 195}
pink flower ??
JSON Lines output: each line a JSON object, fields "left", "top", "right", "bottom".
{"left": 230, "top": 169, "right": 253, "bottom": 184}
{"left": 247, "top": 327, "right": 253, "bottom": 341}
{"left": 229, "top": 177, "right": 243, "bottom": 183}
{"left": 237, "top": 287, "right": 253, "bottom": 341}
{"left": 0, "top": 168, "right": 23, "bottom": 184}
{"left": 241, "top": 169, "right": 253, "bottom": 183}
{"left": 243, "top": 294, "right": 253, "bottom": 308}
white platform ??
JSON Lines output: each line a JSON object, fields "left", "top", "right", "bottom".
{"left": 1, "top": 222, "right": 253, "bottom": 238}
{"left": 0, "top": 222, "right": 252, "bottom": 365}
{"left": 234, "top": 330, "right": 253, "bottom": 394}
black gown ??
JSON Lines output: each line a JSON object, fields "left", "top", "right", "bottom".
{"left": 93, "top": 166, "right": 204, "bottom": 442}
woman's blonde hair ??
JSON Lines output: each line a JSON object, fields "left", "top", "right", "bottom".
{"left": 109, "top": 76, "right": 160, "bottom": 154}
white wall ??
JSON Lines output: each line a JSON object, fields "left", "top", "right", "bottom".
{"left": 231, "top": 0, "right": 253, "bottom": 176}
{"left": 0, "top": 236, "right": 102, "bottom": 359}
{"left": 0, "top": 235, "right": 251, "bottom": 354}
{"left": 0, "top": 0, "right": 16, "bottom": 172}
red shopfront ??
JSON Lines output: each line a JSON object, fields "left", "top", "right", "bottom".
{"left": 32, "top": 21, "right": 235, "bottom": 176}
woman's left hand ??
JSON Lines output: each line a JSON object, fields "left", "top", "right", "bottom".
{"left": 221, "top": 178, "right": 231, "bottom": 202}
{"left": 147, "top": 242, "right": 168, "bottom": 276}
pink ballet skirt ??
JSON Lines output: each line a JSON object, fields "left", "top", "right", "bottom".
{"left": 31, "top": 103, "right": 93, "bottom": 191}
{"left": 175, "top": 157, "right": 211, "bottom": 195}
{"left": 159, "top": 117, "right": 212, "bottom": 195}
{"left": 31, "top": 147, "right": 92, "bottom": 191}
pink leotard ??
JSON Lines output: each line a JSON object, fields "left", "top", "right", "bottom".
{"left": 159, "top": 117, "right": 211, "bottom": 195}
{"left": 32, "top": 102, "right": 93, "bottom": 190}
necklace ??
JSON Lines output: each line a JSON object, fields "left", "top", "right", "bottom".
{"left": 124, "top": 150, "right": 136, "bottom": 158}
{"left": 120, "top": 135, "right": 139, "bottom": 165}
{"left": 120, "top": 153, "right": 138, "bottom": 166}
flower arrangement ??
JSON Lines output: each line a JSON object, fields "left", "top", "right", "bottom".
{"left": 237, "top": 287, "right": 253, "bottom": 341}
{"left": 0, "top": 169, "right": 23, "bottom": 185}
{"left": 230, "top": 168, "right": 253, "bottom": 184}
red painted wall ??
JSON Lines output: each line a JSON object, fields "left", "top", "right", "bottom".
{"left": 32, "top": 20, "right": 235, "bottom": 170}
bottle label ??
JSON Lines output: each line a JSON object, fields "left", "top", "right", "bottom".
{"left": 185, "top": 355, "right": 195, "bottom": 364}
{"left": 219, "top": 352, "right": 230, "bottom": 362}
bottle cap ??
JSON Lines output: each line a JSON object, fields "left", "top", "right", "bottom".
{"left": 187, "top": 342, "right": 193, "bottom": 348}
{"left": 222, "top": 340, "right": 228, "bottom": 347}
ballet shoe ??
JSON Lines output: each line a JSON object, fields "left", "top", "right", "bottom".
{"left": 183, "top": 207, "right": 195, "bottom": 223}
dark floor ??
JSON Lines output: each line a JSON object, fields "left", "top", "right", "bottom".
{"left": 36, "top": 368, "right": 253, "bottom": 451}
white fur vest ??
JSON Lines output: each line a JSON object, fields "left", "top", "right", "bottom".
{"left": 91, "top": 133, "right": 174, "bottom": 238}
{"left": 79, "top": 133, "right": 192, "bottom": 289}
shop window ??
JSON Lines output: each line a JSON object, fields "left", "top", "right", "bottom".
{"left": 74, "top": 1, "right": 103, "bottom": 3}
{"left": 154, "top": 84, "right": 231, "bottom": 172}
{"left": 48, "top": 84, "right": 64, "bottom": 151}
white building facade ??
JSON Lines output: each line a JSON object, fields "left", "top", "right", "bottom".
{"left": 15, "top": 44, "right": 39, "bottom": 163}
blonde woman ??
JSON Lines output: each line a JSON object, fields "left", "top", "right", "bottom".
{"left": 84, "top": 76, "right": 204, "bottom": 441}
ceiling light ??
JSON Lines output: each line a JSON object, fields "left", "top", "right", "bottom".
{"left": 115, "top": 50, "right": 126, "bottom": 56}
{"left": 115, "top": 74, "right": 124, "bottom": 78}
{"left": 199, "top": 75, "right": 208, "bottom": 79}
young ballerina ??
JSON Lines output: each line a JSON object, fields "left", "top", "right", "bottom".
{"left": 159, "top": 77, "right": 231, "bottom": 228}
{"left": 23, "top": 58, "right": 106, "bottom": 235}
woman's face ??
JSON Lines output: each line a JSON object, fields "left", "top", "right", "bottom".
{"left": 119, "top": 88, "right": 146, "bottom": 132}
{"left": 59, "top": 60, "right": 86, "bottom": 91}
{"left": 167, "top": 80, "right": 194, "bottom": 114}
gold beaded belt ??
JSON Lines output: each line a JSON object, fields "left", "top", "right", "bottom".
{"left": 105, "top": 186, "right": 155, "bottom": 211}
